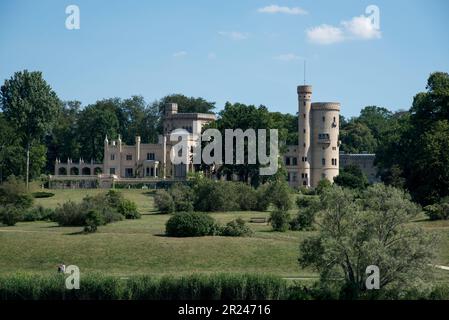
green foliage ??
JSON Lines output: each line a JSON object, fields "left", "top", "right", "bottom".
{"left": 376, "top": 72, "right": 449, "bottom": 205}
{"left": 234, "top": 183, "right": 258, "bottom": 211}
{"left": 118, "top": 199, "right": 141, "bottom": 219}
{"left": 334, "top": 164, "right": 368, "bottom": 189}
{"left": 1, "top": 70, "right": 60, "bottom": 184}
{"left": 53, "top": 192, "right": 127, "bottom": 227}
{"left": 192, "top": 179, "right": 240, "bottom": 212}
{"left": 254, "top": 183, "right": 271, "bottom": 211}
{"left": 23, "top": 205, "right": 54, "bottom": 222}
{"left": 84, "top": 210, "right": 104, "bottom": 233}
{"left": 0, "top": 204, "right": 23, "bottom": 226}
{"left": 31, "top": 191, "right": 55, "bottom": 198}
{"left": 268, "top": 180, "right": 292, "bottom": 210}
{"left": 0, "top": 273, "right": 287, "bottom": 300}
{"left": 340, "top": 121, "right": 377, "bottom": 154}
{"left": 299, "top": 184, "right": 436, "bottom": 299}
{"left": 165, "top": 212, "right": 216, "bottom": 237}
{"left": 270, "top": 210, "right": 290, "bottom": 232}
{"left": 0, "top": 176, "right": 33, "bottom": 209}
{"left": 424, "top": 197, "right": 449, "bottom": 221}
{"left": 315, "top": 179, "right": 332, "bottom": 195}
{"left": 169, "top": 183, "right": 194, "bottom": 212}
{"left": 154, "top": 190, "right": 175, "bottom": 214}
{"left": 220, "top": 218, "right": 253, "bottom": 237}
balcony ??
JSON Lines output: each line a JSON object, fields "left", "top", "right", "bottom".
{"left": 317, "top": 133, "right": 330, "bottom": 144}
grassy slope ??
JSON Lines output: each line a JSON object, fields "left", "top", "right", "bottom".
{"left": 0, "top": 189, "right": 315, "bottom": 278}
{"left": 1, "top": 188, "right": 449, "bottom": 282}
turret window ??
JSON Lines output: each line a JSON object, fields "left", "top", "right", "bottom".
{"left": 110, "top": 154, "right": 115, "bottom": 161}
{"left": 322, "top": 158, "right": 326, "bottom": 165}
{"left": 126, "top": 154, "right": 132, "bottom": 161}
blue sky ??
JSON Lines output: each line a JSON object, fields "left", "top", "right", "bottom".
{"left": 1, "top": 0, "right": 448, "bottom": 117}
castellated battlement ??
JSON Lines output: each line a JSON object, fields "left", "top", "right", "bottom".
{"left": 311, "top": 102, "right": 340, "bottom": 111}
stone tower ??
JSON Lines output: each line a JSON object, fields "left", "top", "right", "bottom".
{"left": 298, "top": 85, "right": 312, "bottom": 187}
{"left": 297, "top": 85, "right": 340, "bottom": 188}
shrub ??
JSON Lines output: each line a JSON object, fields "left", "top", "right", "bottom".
{"left": 290, "top": 208, "right": 316, "bottom": 231}
{"left": 169, "top": 183, "right": 194, "bottom": 212}
{"left": 255, "top": 184, "right": 271, "bottom": 211}
{"left": 268, "top": 180, "right": 292, "bottom": 211}
{"left": 23, "top": 205, "right": 54, "bottom": 222}
{"left": 53, "top": 201, "right": 86, "bottom": 226}
{"left": 193, "top": 180, "right": 240, "bottom": 212}
{"left": 235, "top": 183, "right": 258, "bottom": 211}
{"left": 154, "top": 190, "right": 175, "bottom": 214}
{"left": 31, "top": 192, "right": 55, "bottom": 199}
{"left": 0, "top": 176, "right": 33, "bottom": 209}
{"left": 220, "top": 218, "right": 253, "bottom": 237}
{"left": 424, "top": 198, "right": 449, "bottom": 220}
{"left": 118, "top": 199, "right": 141, "bottom": 219}
{"left": 84, "top": 210, "right": 103, "bottom": 233}
{"left": 104, "top": 190, "right": 125, "bottom": 208}
{"left": 165, "top": 212, "right": 216, "bottom": 237}
{"left": 270, "top": 210, "right": 290, "bottom": 232}
{"left": 0, "top": 205, "right": 23, "bottom": 226}
{"left": 315, "top": 179, "right": 332, "bottom": 195}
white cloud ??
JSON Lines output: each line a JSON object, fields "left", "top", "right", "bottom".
{"left": 341, "top": 15, "right": 381, "bottom": 39}
{"left": 258, "top": 4, "right": 308, "bottom": 15}
{"left": 218, "top": 31, "right": 249, "bottom": 40}
{"left": 306, "top": 12, "right": 381, "bottom": 45}
{"left": 173, "top": 51, "right": 187, "bottom": 57}
{"left": 274, "top": 53, "right": 302, "bottom": 61}
{"left": 306, "top": 24, "right": 344, "bottom": 45}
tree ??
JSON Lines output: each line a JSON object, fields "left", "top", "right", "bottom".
{"left": 299, "top": 185, "right": 436, "bottom": 299}
{"left": 78, "top": 100, "right": 120, "bottom": 161}
{"left": 340, "top": 121, "right": 377, "bottom": 154}
{"left": 155, "top": 94, "right": 216, "bottom": 114}
{"left": 334, "top": 164, "right": 368, "bottom": 189}
{"left": 0, "top": 70, "right": 60, "bottom": 188}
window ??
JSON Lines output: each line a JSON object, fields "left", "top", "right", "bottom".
{"left": 287, "top": 173, "right": 291, "bottom": 182}
{"left": 147, "top": 153, "right": 155, "bottom": 160}
{"left": 322, "top": 116, "right": 325, "bottom": 122}
{"left": 292, "top": 173, "right": 297, "bottom": 182}
{"left": 125, "top": 168, "right": 133, "bottom": 178}
{"left": 303, "top": 143, "right": 306, "bottom": 148}
{"left": 110, "top": 154, "right": 115, "bottom": 161}
{"left": 303, "top": 114, "right": 306, "bottom": 118}
{"left": 146, "top": 167, "right": 150, "bottom": 176}
{"left": 109, "top": 168, "right": 116, "bottom": 175}
{"left": 285, "top": 157, "right": 291, "bottom": 166}
{"left": 292, "top": 157, "right": 297, "bottom": 166}
{"left": 303, "top": 129, "right": 306, "bottom": 134}
{"left": 126, "top": 154, "right": 132, "bottom": 161}
{"left": 322, "top": 158, "right": 326, "bottom": 165}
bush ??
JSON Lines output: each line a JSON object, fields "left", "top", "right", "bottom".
{"left": 0, "top": 205, "right": 23, "bottom": 226}
{"left": 235, "top": 183, "right": 258, "bottom": 211}
{"left": 53, "top": 201, "right": 86, "bottom": 226}
{"left": 154, "top": 190, "right": 175, "bottom": 214}
{"left": 270, "top": 210, "right": 290, "bottom": 232}
{"left": 193, "top": 180, "right": 240, "bottom": 212}
{"left": 0, "top": 176, "right": 33, "bottom": 209}
{"left": 315, "top": 179, "right": 332, "bottom": 195}
{"left": 23, "top": 205, "right": 54, "bottom": 222}
{"left": 84, "top": 210, "right": 103, "bottom": 233}
{"left": 169, "top": 183, "right": 194, "bottom": 212}
{"left": 31, "top": 192, "right": 55, "bottom": 199}
{"left": 290, "top": 208, "right": 316, "bottom": 231}
{"left": 220, "top": 218, "right": 253, "bottom": 237}
{"left": 118, "top": 199, "right": 141, "bottom": 219}
{"left": 268, "top": 180, "right": 292, "bottom": 211}
{"left": 424, "top": 198, "right": 449, "bottom": 220}
{"left": 165, "top": 212, "right": 216, "bottom": 237}
{"left": 255, "top": 184, "right": 271, "bottom": 211}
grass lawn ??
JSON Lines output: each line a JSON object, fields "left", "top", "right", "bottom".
{"left": 1, "top": 188, "right": 449, "bottom": 283}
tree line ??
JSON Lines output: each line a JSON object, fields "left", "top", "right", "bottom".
{"left": 1, "top": 69, "right": 449, "bottom": 205}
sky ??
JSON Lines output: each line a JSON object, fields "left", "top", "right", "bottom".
{"left": 0, "top": 0, "right": 448, "bottom": 118}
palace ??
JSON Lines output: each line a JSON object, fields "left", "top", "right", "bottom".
{"left": 50, "top": 84, "right": 377, "bottom": 188}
